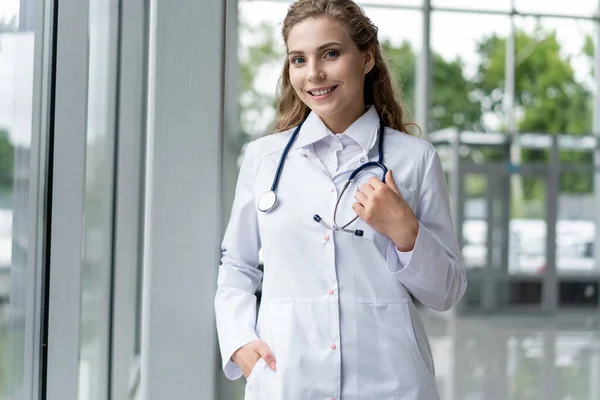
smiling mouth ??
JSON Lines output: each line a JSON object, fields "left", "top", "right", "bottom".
{"left": 308, "top": 86, "right": 338, "bottom": 96}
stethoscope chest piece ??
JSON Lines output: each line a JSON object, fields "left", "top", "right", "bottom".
{"left": 258, "top": 191, "right": 278, "bottom": 212}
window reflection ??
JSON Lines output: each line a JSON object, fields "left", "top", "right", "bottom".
{"left": 0, "top": 0, "right": 35, "bottom": 397}
{"left": 430, "top": 12, "right": 510, "bottom": 133}
{"left": 513, "top": 17, "right": 594, "bottom": 137}
{"left": 78, "top": 0, "right": 118, "bottom": 398}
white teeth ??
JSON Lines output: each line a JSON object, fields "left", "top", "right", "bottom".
{"left": 311, "top": 87, "right": 335, "bottom": 96}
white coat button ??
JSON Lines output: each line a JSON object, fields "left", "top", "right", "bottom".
{"left": 360, "top": 157, "right": 365, "bottom": 163}
{"left": 328, "top": 289, "right": 334, "bottom": 295}
{"left": 330, "top": 187, "right": 335, "bottom": 192}
{"left": 324, "top": 234, "right": 330, "bottom": 241}
{"left": 330, "top": 343, "right": 336, "bottom": 350}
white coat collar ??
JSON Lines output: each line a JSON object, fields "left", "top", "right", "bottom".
{"left": 293, "top": 105, "right": 381, "bottom": 152}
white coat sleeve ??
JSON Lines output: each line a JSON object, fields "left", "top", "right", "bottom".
{"left": 214, "top": 141, "right": 262, "bottom": 380}
{"left": 386, "top": 147, "right": 467, "bottom": 311}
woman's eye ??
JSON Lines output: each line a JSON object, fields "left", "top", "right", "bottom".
{"left": 293, "top": 57, "right": 305, "bottom": 64}
{"left": 326, "top": 50, "right": 338, "bottom": 58}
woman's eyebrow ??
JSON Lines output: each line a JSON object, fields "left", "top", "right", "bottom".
{"left": 287, "top": 41, "right": 343, "bottom": 56}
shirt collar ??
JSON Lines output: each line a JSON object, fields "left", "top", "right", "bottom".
{"left": 293, "top": 105, "right": 380, "bottom": 152}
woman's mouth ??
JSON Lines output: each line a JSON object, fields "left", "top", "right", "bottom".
{"left": 308, "top": 85, "right": 338, "bottom": 99}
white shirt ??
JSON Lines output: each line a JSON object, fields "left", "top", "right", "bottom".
{"left": 311, "top": 119, "right": 414, "bottom": 267}
{"left": 214, "top": 106, "right": 467, "bottom": 399}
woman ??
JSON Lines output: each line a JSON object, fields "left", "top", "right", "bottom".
{"left": 215, "top": 0, "right": 467, "bottom": 398}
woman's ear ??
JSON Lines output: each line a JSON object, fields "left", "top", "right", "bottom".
{"left": 363, "top": 46, "right": 376, "bottom": 73}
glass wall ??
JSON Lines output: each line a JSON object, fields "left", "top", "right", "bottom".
{"left": 0, "top": 0, "right": 44, "bottom": 397}
{"left": 78, "top": 0, "right": 119, "bottom": 398}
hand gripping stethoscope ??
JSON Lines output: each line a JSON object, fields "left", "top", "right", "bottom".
{"left": 257, "top": 114, "right": 388, "bottom": 237}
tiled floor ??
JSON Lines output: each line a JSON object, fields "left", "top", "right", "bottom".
{"left": 422, "top": 309, "right": 600, "bottom": 400}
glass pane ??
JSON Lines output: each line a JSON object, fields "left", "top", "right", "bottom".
{"left": 515, "top": 0, "right": 598, "bottom": 16}
{"left": 497, "top": 279, "right": 543, "bottom": 305}
{"left": 514, "top": 17, "right": 594, "bottom": 138}
{"left": 509, "top": 176, "right": 547, "bottom": 275}
{"left": 78, "top": 1, "right": 118, "bottom": 399}
{"left": 463, "top": 174, "right": 488, "bottom": 270}
{"left": 433, "top": 0, "right": 511, "bottom": 12}
{"left": 0, "top": 0, "right": 43, "bottom": 396}
{"left": 557, "top": 170, "right": 598, "bottom": 276}
{"left": 430, "top": 12, "right": 510, "bottom": 134}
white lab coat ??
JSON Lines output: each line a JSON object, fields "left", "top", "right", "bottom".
{"left": 215, "top": 107, "right": 467, "bottom": 399}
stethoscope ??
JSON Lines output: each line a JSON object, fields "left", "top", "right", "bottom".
{"left": 257, "top": 113, "right": 388, "bottom": 237}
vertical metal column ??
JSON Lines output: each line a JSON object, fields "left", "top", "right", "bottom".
{"left": 45, "top": 0, "right": 90, "bottom": 397}
{"left": 140, "top": 0, "right": 227, "bottom": 399}
{"left": 110, "top": 0, "right": 148, "bottom": 398}
{"left": 544, "top": 137, "right": 559, "bottom": 312}
{"left": 416, "top": 0, "right": 431, "bottom": 138}
{"left": 219, "top": 0, "right": 246, "bottom": 397}
{"left": 23, "top": 0, "right": 53, "bottom": 397}
{"left": 449, "top": 136, "right": 463, "bottom": 250}
{"left": 482, "top": 172, "right": 496, "bottom": 311}
{"left": 593, "top": 0, "right": 600, "bottom": 311}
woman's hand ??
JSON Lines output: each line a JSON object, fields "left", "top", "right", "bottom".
{"left": 352, "top": 170, "right": 419, "bottom": 251}
{"left": 232, "top": 339, "right": 277, "bottom": 378}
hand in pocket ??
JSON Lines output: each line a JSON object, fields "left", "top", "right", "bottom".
{"left": 232, "top": 340, "right": 277, "bottom": 378}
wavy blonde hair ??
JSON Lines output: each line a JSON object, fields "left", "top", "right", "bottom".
{"left": 274, "top": 0, "right": 416, "bottom": 134}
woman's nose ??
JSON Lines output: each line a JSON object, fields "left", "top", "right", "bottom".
{"left": 307, "top": 62, "right": 325, "bottom": 82}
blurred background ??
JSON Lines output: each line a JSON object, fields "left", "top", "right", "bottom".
{"left": 1, "top": 0, "right": 599, "bottom": 399}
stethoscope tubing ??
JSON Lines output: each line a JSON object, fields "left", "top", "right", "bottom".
{"left": 259, "top": 112, "right": 387, "bottom": 237}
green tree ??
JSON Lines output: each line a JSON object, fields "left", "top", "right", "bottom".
{"left": 475, "top": 27, "right": 594, "bottom": 200}
{"left": 0, "top": 130, "right": 14, "bottom": 193}
{"left": 238, "top": 21, "right": 285, "bottom": 136}
{"left": 381, "top": 40, "right": 416, "bottom": 116}
{"left": 383, "top": 40, "right": 482, "bottom": 132}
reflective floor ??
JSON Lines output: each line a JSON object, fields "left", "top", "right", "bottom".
{"left": 423, "top": 310, "right": 600, "bottom": 400}
{"left": 218, "top": 309, "right": 600, "bottom": 400}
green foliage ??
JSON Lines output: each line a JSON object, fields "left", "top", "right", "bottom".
{"left": 238, "top": 21, "right": 285, "bottom": 134}
{"left": 0, "top": 130, "right": 14, "bottom": 192}
{"left": 381, "top": 40, "right": 416, "bottom": 114}
{"left": 475, "top": 26, "right": 594, "bottom": 199}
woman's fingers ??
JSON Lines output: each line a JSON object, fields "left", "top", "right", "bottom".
{"left": 354, "top": 189, "right": 368, "bottom": 205}
{"left": 359, "top": 182, "right": 375, "bottom": 197}
{"left": 255, "top": 341, "right": 277, "bottom": 371}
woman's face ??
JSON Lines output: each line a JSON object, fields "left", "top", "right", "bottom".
{"left": 286, "top": 16, "right": 374, "bottom": 131}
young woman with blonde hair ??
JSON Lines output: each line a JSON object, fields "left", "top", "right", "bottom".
{"left": 215, "top": 0, "right": 466, "bottom": 398}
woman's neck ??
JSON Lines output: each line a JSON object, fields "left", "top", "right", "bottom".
{"left": 320, "top": 101, "right": 367, "bottom": 134}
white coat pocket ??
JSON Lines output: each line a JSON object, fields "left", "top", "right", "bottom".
{"left": 244, "top": 357, "right": 277, "bottom": 400}
{"left": 244, "top": 358, "right": 265, "bottom": 399}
